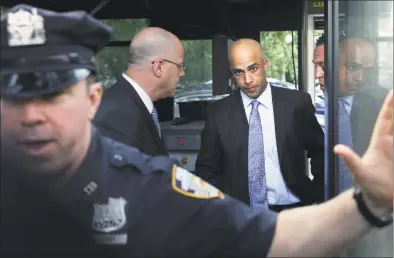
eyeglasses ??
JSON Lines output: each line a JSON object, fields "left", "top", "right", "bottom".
{"left": 151, "top": 59, "right": 187, "bottom": 71}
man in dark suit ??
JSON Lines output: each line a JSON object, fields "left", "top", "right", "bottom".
{"left": 195, "top": 39, "right": 325, "bottom": 212}
{"left": 338, "top": 36, "right": 388, "bottom": 157}
{"left": 94, "top": 27, "right": 186, "bottom": 156}
{"left": 317, "top": 33, "right": 391, "bottom": 258}
{"left": 313, "top": 34, "right": 388, "bottom": 192}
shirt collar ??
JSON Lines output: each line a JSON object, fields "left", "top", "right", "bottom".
{"left": 340, "top": 94, "right": 354, "bottom": 108}
{"left": 240, "top": 83, "right": 273, "bottom": 109}
{"left": 122, "top": 73, "right": 154, "bottom": 113}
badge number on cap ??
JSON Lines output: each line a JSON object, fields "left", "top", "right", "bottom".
{"left": 171, "top": 165, "right": 225, "bottom": 199}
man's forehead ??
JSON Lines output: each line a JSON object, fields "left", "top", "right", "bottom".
{"left": 230, "top": 42, "right": 262, "bottom": 66}
{"left": 231, "top": 50, "right": 261, "bottom": 69}
{"left": 343, "top": 39, "right": 375, "bottom": 66}
{"left": 313, "top": 45, "right": 324, "bottom": 62}
{"left": 313, "top": 45, "right": 324, "bottom": 56}
{"left": 346, "top": 48, "right": 374, "bottom": 66}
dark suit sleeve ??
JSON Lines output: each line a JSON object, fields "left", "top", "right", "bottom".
{"left": 302, "top": 94, "right": 325, "bottom": 203}
{"left": 94, "top": 110, "right": 142, "bottom": 149}
{"left": 194, "top": 105, "right": 223, "bottom": 186}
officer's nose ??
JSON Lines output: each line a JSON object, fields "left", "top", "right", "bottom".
{"left": 19, "top": 100, "right": 46, "bottom": 127}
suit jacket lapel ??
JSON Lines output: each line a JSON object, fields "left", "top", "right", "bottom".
{"left": 120, "top": 77, "right": 166, "bottom": 152}
{"left": 232, "top": 91, "right": 250, "bottom": 202}
{"left": 350, "top": 92, "right": 380, "bottom": 156}
{"left": 232, "top": 91, "right": 249, "bottom": 151}
{"left": 271, "top": 86, "right": 287, "bottom": 164}
{"left": 350, "top": 95, "right": 362, "bottom": 138}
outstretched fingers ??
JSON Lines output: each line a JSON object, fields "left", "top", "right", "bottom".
{"left": 333, "top": 144, "right": 362, "bottom": 179}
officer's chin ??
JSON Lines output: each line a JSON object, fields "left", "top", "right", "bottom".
{"left": 12, "top": 155, "right": 64, "bottom": 181}
{"left": 5, "top": 142, "right": 59, "bottom": 172}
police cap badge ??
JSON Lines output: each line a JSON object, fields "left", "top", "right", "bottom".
{"left": 0, "top": 4, "right": 113, "bottom": 99}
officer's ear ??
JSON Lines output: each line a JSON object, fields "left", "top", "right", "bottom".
{"left": 87, "top": 81, "right": 102, "bottom": 120}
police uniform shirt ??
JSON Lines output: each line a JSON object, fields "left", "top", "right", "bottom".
{"left": 2, "top": 127, "right": 278, "bottom": 257}
{"left": 1, "top": 171, "right": 104, "bottom": 257}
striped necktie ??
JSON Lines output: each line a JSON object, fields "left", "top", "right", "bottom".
{"left": 151, "top": 106, "right": 161, "bottom": 138}
{"left": 338, "top": 98, "right": 353, "bottom": 192}
{"left": 248, "top": 100, "right": 268, "bottom": 210}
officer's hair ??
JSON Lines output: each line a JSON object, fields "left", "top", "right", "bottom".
{"left": 315, "top": 34, "right": 324, "bottom": 47}
{"left": 129, "top": 30, "right": 178, "bottom": 65}
{"left": 84, "top": 75, "right": 97, "bottom": 90}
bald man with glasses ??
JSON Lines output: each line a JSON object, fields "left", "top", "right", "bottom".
{"left": 94, "top": 27, "right": 186, "bottom": 156}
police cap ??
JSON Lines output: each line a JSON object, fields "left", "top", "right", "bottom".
{"left": 0, "top": 4, "right": 113, "bottom": 99}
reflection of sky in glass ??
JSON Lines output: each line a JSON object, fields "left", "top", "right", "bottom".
{"left": 378, "top": 1, "right": 393, "bottom": 37}
{"left": 377, "top": 1, "right": 393, "bottom": 90}
{"left": 378, "top": 42, "right": 393, "bottom": 89}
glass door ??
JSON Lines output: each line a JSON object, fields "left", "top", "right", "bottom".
{"left": 325, "top": 1, "right": 393, "bottom": 256}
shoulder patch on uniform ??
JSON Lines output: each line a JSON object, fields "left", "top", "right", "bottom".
{"left": 171, "top": 165, "right": 225, "bottom": 199}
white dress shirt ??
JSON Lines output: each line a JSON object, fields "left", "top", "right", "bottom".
{"left": 122, "top": 73, "right": 153, "bottom": 114}
{"left": 240, "top": 83, "right": 300, "bottom": 205}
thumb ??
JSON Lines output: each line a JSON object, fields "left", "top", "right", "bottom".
{"left": 333, "top": 144, "right": 363, "bottom": 178}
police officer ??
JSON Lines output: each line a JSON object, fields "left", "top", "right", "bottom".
{"left": 1, "top": 4, "right": 393, "bottom": 257}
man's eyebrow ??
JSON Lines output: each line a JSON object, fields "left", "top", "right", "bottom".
{"left": 247, "top": 63, "right": 258, "bottom": 68}
{"left": 347, "top": 60, "right": 362, "bottom": 64}
{"left": 233, "top": 63, "right": 258, "bottom": 71}
{"left": 346, "top": 61, "right": 364, "bottom": 67}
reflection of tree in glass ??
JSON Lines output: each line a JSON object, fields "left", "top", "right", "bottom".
{"left": 96, "top": 46, "right": 129, "bottom": 89}
{"left": 181, "top": 40, "right": 213, "bottom": 85}
{"left": 260, "top": 31, "right": 299, "bottom": 84}
{"left": 94, "top": 19, "right": 214, "bottom": 91}
{"left": 102, "top": 19, "right": 150, "bottom": 41}
{"left": 95, "top": 19, "right": 148, "bottom": 89}
{"left": 94, "top": 20, "right": 299, "bottom": 91}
